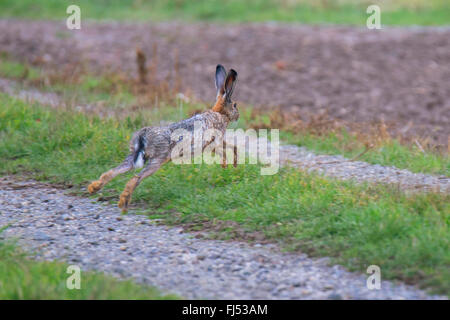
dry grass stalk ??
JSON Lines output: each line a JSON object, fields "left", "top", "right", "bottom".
{"left": 136, "top": 48, "right": 147, "bottom": 85}
{"left": 173, "top": 48, "right": 181, "bottom": 93}
{"left": 414, "top": 139, "right": 425, "bottom": 153}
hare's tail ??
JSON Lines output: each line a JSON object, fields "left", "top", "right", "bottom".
{"left": 133, "top": 134, "right": 146, "bottom": 169}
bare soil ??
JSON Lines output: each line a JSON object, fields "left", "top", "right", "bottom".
{"left": 0, "top": 20, "right": 449, "bottom": 145}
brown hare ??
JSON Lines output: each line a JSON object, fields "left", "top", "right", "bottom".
{"left": 88, "top": 64, "right": 238, "bottom": 212}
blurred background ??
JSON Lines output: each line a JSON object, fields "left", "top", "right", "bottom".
{"left": 0, "top": 0, "right": 449, "bottom": 25}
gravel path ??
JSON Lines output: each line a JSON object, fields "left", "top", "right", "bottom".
{"left": 279, "top": 145, "right": 449, "bottom": 193}
{"left": 0, "top": 178, "right": 445, "bottom": 300}
{"left": 1, "top": 79, "right": 448, "bottom": 193}
{"left": 233, "top": 135, "right": 449, "bottom": 193}
{"left": 0, "top": 78, "right": 60, "bottom": 107}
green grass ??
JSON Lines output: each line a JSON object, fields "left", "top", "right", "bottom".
{"left": 0, "top": 57, "right": 137, "bottom": 107}
{"left": 0, "top": 94, "right": 448, "bottom": 295}
{"left": 55, "top": 74, "right": 137, "bottom": 107}
{"left": 0, "top": 57, "right": 41, "bottom": 80}
{"left": 0, "top": 236, "right": 177, "bottom": 299}
{"left": 0, "top": 0, "right": 449, "bottom": 25}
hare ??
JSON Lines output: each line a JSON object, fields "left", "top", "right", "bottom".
{"left": 88, "top": 64, "right": 239, "bottom": 212}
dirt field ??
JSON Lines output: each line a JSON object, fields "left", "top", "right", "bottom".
{"left": 1, "top": 20, "right": 449, "bottom": 145}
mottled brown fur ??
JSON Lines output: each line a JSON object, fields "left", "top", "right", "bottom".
{"left": 118, "top": 176, "right": 139, "bottom": 209}
{"left": 212, "top": 95, "right": 225, "bottom": 113}
{"left": 88, "top": 65, "right": 238, "bottom": 212}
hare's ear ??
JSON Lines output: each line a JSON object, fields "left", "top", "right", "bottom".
{"left": 224, "top": 69, "right": 237, "bottom": 100}
{"left": 215, "top": 64, "right": 227, "bottom": 96}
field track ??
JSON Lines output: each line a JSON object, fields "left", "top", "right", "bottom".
{"left": 0, "top": 178, "right": 445, "bottom": 299}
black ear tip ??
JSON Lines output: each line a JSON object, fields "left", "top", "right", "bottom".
{"left": 216, "top": 64, "right": 225, "bottom": 71}
{"left": 229, "top": 69, "right": 238, "bottom": 78}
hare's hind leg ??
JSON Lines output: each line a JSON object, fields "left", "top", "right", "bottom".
{"left": 88, "top": 154, "right": 134, "bottom": 194}
{"left": 118, "top": 157, "right": 167, "bottom": 212}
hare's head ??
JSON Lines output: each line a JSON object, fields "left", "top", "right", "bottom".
{"left": 212, "top": 64, "right": 239, "bottom": 121}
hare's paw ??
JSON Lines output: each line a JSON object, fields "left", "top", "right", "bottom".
{"left": 118, "top": 191, "right": 132, "bottom": 212}
{"left": 88, "top": 180, "right": 103, "bottom": 194}
{"left": 221, "top": 158, "right": 228, "bottom": 168}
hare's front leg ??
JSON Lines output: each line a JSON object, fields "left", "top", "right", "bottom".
{"left": 118, "top": 157, "right": 167, "bottom": 212}
{"left": 88, "top": 154, "right": 134, "bottom": 194}
{"left": 221, "top": 141, "right": 238, "bottom": 168}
